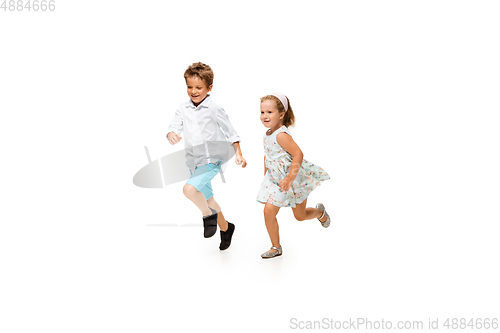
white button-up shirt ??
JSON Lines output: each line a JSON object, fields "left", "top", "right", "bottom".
{"left": 167, "top": 95, "right": 241, "bottom": 171}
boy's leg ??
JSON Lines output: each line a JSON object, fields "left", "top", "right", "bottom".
{"left": 208, "top": 196, "right": 235, "bottom": 250}
{"left": 183, "top": 184, "right": 213, "bottom": 216}
{"left": 264, "top": 203, "right": 281, "bottom": 251}
{"left": 207, "top": 196, "right": 228, "bottom": 232}
{"left": 184, "top": 183, "right": 218, "bottom": 238}
{"left": 291, "top": 199, "right": 327, "bottom": 222}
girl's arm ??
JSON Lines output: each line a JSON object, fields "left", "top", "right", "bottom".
{"left": 264, "top": 155, "right": 266, "bottom": 175}
{"left": 232, "top": 141, "right": 247, "bottom": 168}
{"left": 276, "top": 132, "right": 303, "bottom": 192}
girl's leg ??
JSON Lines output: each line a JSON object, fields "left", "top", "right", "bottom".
{"left": 207, "top": 196, "right": 228, "bottom": 232}
{"left": 264, "top": 203, "right": 281, "bottom": 252}
{"left": 183, "top": 184, "right": 212, "bottom": 216}
{"left": 291, "top": 199, "right": 327, "bottom": 222}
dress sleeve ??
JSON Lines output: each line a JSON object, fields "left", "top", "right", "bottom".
{"left": 216, "top": 107, "right": 240, "bottom": 143}
{"left": 167, "top": 106, "right": 183, "bottom": 135}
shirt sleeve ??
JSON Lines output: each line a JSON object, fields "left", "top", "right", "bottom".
{"left": 217, "top": 107, "right": 240, "bottom": 143}
{"left": 167, "top": 106, "right": 183, "bottom": 135}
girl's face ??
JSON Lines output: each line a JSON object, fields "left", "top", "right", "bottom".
{"left": 260, "top": 100, "right": 284, "bottom": 131}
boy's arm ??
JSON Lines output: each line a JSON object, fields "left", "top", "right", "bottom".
{"left": 217, "top": 108, "right": 246, "bottom": 167}
{"left": 216, "top": 107, "right": 240, "bottom": 143}
{"left": 166, "top": 107, "right": 183, "bottom": 145}
{"left": 232, "top": 141, "right": 247, "bottom": 168}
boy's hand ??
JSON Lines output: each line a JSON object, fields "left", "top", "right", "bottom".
{"left": 167, "top": 132, "right": 182, "bottom": 145}
{"left": 279, "top": 176, "right": 293, "bottom": 192}
{"left": 235, "top": 153, "right": 247, "bottom": 168}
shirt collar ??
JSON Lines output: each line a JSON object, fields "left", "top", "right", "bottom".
{"left": 187, "top": 94, "right": 212, "bottom": 109}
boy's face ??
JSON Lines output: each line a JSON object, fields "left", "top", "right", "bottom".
{"left": 186, "top": 76, "right": 212, "bottom": 106}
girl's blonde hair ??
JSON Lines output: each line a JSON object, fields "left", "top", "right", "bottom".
{"left": 260, "top": 95, "right": 295, "bottom": 127}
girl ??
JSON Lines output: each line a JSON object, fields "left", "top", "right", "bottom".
{"left": 256, "top": 93, "right": 330, "bottom": 258}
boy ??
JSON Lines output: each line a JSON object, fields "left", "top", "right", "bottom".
{"left": 167, "top": 62, "right": 246, "bottom": 250}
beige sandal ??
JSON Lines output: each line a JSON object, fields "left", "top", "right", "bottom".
{"left": 316, "top": 203, "right": 330, "bottom": 228}
{"left": 261, "top": 246, "right": 283, "bottom": 259}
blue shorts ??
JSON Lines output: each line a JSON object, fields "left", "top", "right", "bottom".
{"left": 185, "top": 162, "right": 221, "bottom": 200}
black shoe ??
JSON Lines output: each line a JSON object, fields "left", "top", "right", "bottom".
{"left": 219, "top": 222, "right": 235, "bottom": 250}
{"left": 203, "top": 212, "right": 218, "bottom": 238}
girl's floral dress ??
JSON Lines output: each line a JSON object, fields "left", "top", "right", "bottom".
{"left": 256, "top": 126, "right": 330, "bottom": 208}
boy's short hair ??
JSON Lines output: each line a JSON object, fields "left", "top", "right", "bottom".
{"left": 184, "top": 62, "right": 214, "bottom": 87}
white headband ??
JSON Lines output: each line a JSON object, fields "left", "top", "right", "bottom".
{"left": 271, "top": 92, "right": 288, "bottom": 112}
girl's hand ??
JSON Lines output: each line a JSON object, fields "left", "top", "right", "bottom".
{"left": 167, "top": 132, "right": 182, "bottom": 145}
{"left": 279, "top": 176, "right": 293, "bottom": 192}
{"left": 235, "top": 153, "right": 247, "bottom": 168}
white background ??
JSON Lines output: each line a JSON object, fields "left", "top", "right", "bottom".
{"left": 1, "top": 1, "right": 499, "bottom": 332}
